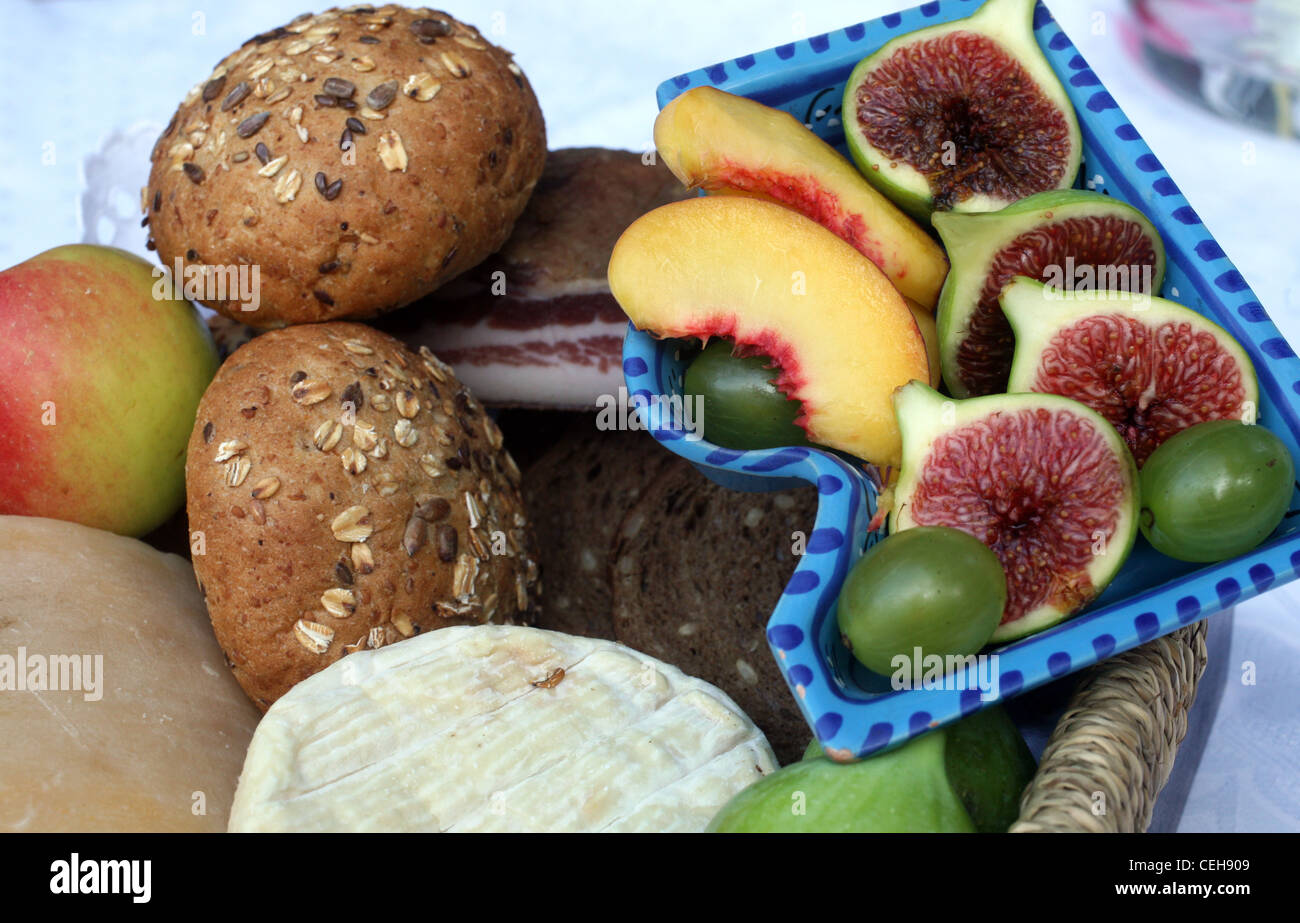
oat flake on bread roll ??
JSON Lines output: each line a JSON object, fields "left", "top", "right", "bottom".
{"left": 186, "top": 323, "right": 539, "bottom": 709}
{"left": 147, "top": 5, "right": 546, "bottom": 328}
{"left": 229, "top": 625, "right": 778, "bottom": 832}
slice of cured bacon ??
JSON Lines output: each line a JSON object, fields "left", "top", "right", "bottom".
{"left": 386, "top": 289, "right": 628, "bottom": 409}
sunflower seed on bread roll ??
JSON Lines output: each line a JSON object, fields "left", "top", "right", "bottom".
{"left": 229, "top": 624, "right": 777, "bottom": 832}
{"left": 147, "top": 6, "right": 546, "bottom": 328}
{"left": 186, "top": 322, "right": 539, "bottom": 709}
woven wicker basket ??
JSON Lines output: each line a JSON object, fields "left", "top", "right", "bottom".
{"left": 1010, "top": 621, "right": 1209, "bottom": 832}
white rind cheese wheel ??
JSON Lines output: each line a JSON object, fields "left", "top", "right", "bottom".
{"left": 230, "top": 624, "right": 778, "bottom": 832}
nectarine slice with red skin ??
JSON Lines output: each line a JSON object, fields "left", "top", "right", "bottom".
{"left": 904, "top": 298, "right": 942, "bottom": 389}
{"left": 654, "top": 86, "right": 948, "bottom": 310}
{"left": 709, "top": 164, "right": 886, "bottom": 271}
{"left": 608, "top": 196, "right": 930, "bottom": 468}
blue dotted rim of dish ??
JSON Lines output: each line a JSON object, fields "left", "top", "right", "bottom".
{"left": 623, "top": 0, "right": 1300, "bottom": 760}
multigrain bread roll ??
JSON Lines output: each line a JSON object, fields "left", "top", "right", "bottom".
{"left": 0, "top": 517, "right": 259, "bottom": 832}
{"left": 185, "top": 323, "right": 539, "bottom": 708}
{"left": 146, "top": 6, "right": 546, "bottom": 328}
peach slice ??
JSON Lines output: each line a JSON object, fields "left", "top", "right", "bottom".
{"left": 905, "top": 297, "right": 942, "bottom": 389}
{"left": 654, "top": 86, "right": 949, "bottom": 310}
{"left": 608, "top": 196, "right": 930, "bottom": 467}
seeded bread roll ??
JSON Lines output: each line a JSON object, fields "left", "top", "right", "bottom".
{"left": 147, "top": 5, "right": 546, "bottom": 328}
{"left": 610, "top": 465, "right": 817, "bottom": 764}
{"left": 186, "top": 322, "right": 539, "bottom": 709}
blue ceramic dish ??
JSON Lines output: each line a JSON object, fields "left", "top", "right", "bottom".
{"left": 622, "top": 0, "right": 1300, "bottom": 759}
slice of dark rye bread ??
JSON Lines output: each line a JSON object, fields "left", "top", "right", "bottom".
{"left": 522, "top": 419, "right": 684, "bottom": 639}
{"left": 610, "top": 465, "right": 818, "bottom": 764}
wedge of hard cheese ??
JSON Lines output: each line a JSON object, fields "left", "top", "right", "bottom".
{"left": 0, "top": 516, "right": 259, "bottom": 832}
{"left": 230, "top": 625, "right": 778, "bottom": 832}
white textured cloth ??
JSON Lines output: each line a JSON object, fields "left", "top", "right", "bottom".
{"left": 1, "top": 0, "right": 1297, "bottom": 832}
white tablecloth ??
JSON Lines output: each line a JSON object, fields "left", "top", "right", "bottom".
{"left": 2, "top": 0, "right": 1297, "bottom": 831}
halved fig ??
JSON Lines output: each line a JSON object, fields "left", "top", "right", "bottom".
{"left": 843, "top": 0, "right": 1081, "bottom": 221}
{"left": 891, "top": 382, "right": 1138, "bottom": 642}
{"left": 934, "top": 189, "right": 1166, "bottom": 398}
{"left": 1002, "top": 277, "right": 1259, "bottom": 466}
